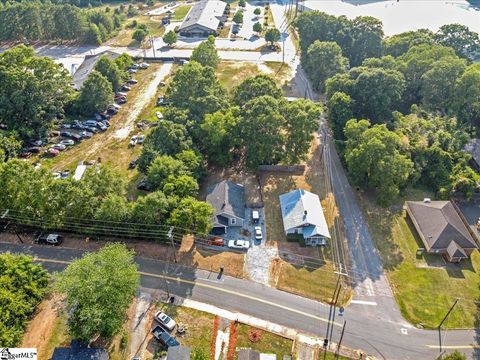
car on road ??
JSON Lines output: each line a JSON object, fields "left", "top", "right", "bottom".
{"left": 51, "top": 144, "right": 66, "bottom": 151}
{"left": 254, "top": 226, "right": 263, "bottom": 241}
{"left": 127, "top": 78, "right": 138, "bottom": 84}
{"left": 227, "top": 239, "right": 250, "bottom": 250}
{"left": 137, "top": 135, "right": 145, "bottom": 144}
{"left": 154, "top": 311, "right": 176, "bottom": 331}
{"left": 151, "top": 325, "right": 179, "bottom": 348}
{"left": 60, "top": 139, "right": 75, "bottom": 146}
{"left": 34, "top": 233, "right": 63, "bottom": 246}
{"left": 129, "top": 135, "right": 138, "bottom": 147}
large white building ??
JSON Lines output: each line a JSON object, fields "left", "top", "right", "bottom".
{"left": 178, "top": 0, "right": 227, "bottom": 37}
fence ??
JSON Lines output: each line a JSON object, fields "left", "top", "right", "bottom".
{"left": 257, "top": 165, "right": 305, "bottom": 174}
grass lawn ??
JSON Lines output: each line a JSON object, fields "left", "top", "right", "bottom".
{"left": 235, "top": 324, "right": 293, "bottom": 357}
{"left": 358, "top": 188, "right": 480, "bottom": 328}
{"left": 172, "top": 5, "right": 191, "bottom": 21}
{"left": 112, "top": 16, "right": 166, "bottom": 47}
{"left": 216, "top": 61, "right": 261, "bottom": 90}
{"left": 157, "top": 304, "right": 215, "bottom": 357}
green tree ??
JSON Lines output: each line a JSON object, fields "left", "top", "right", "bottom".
{"left": 283, "top": 99, "right": 320, "bottom": 163}
{"left": 163, "top": 174, "right": 199, "bottom": 197}
{"left": 143, "top": 121, "right": 192, "bottom": 157}
{"left": 200, "top": 109, "right": 240, "bottom": 166}
{"left": 420, "top": 57, "right": 466, "bottom": 112}
{"left": 454, "top": 64, "right": 480, "bottom": 133}
{"left": 233, "top": 74, "right": 282, "bottom": 106}
{"left": 131, "top": 191, "right": 170, "bottom": 224}
{"left": 94, "top": 55, "right": 123, "bottom": 91}
{"left": 0, "top": 46, "right": 74, "bottom": 140}
{"left": 0, "top": 253, "right": 48, "bottom": 347}
{"left": 132, "top": 28, "right": 148, "bottom": 43}
{"left": 265, "top": 27, "right": 280, "bottom": 47}
{"left": 327, "top": 91, "right": 354, "bottom": 140}
{"left": 168, "top": 197, "right": 213, "bottom": 235}
{"left": 238, "top": 96, "right": 286, "bottom": 169}
{"left": 191, "top": 348, "right": 209, "bottom": 360}
{"left": 435, "top": 23, "right": 480, "bottom": 58}
{"left": 175, "top": 149, "right": 203, "bottom": 179}
{"left": 191, "top": 39, "right": 220, "bottom": 68}
{"left": 147, "top": 155, "right": 187, "bottom": 190}
{"left": 95, "top": 194, "right": 131, "bottom": 222}
{"left": 238, "top": 0, "right": 246, "bottom": 7}
{"left": 0, "top": 134, "right": 21, "bottom": 162}
{"left": 344, "top": 119, "right": 414, "bottom": 205}
{"left": 441, "top": 351, "right": 466, "bottom": 360}
{"left": 166, "top": 61, "right": 227, "bottom": 123}
{"left": 347, "top": 16, "right": 384, "bottom": 66}
{"left": 253, "top": 22, "right": 262, "bottom": 35}
{"left": 163, "top": 30, "right": 177, "bottom": 47}
{"left": 303, "top": 40, "right": 349, "bottom": 92}
{"left": 254, "top": 8, "right": 261, "bottom": 16}
{"left": 56, "top": 244, "right": 139, "bottom": 341}
{"left": 233, "top": 11, "right": 243, "bottom": 25}
{"left": 115, "top": 53, "right": 133, "bottom": 71}
{"left": 383, "top": 29, "right": 435, "bottom": 57}
{"left": 77, "top": 70, "right": 113, "bottom": 115}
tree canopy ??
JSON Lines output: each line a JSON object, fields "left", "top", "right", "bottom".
{"left": 56, "top": 243, "right": 139, "bottom": 341}
{"left": 76, "top": 70, "right": 114, "bottom": 115}
{"left": 191, "top": 38, "right": 220, "bottom": 68}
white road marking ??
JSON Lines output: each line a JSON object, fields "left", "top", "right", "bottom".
{"left": 350, "top": 300, "right": 378, "bottom": 306}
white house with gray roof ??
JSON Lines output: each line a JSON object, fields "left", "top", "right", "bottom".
{"left": 206, "top": 180, "right": 245, "bottom": 234}
{"left": 178, "top": 0, "right": 227, "bottom": 37}
{"left": 279, "top": 189, "right": 330, "bottom": 246}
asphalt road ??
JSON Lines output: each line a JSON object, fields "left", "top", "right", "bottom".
{"left": 0, "top": 242, "right": 476, "bottom": 360}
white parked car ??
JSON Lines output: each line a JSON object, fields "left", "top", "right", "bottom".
{"left": 156, "top": 111, "right": 164, "bottom": 120}
{"left": 129, "top": 135, "right": 138, "bottom": 147}
{"left": 137, "top": 135, "right": 145, "bottom": 144}
{"left": 154, "top": 311, "right": 176, "bottom": 331}
{"left": 254, "top": 226, "right": 262, "bottom": 241}
{"left": 60, "top": 139, "right": 75, "bottom": 146}
{"left": 139, "top": 62, "right": 150, "bottom": 69}
{"left": 227, "top": 239, "right": 250, "bottom": 250}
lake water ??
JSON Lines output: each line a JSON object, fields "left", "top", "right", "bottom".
{"left": 302, "top": 0, "right": 480, "bottom": 36}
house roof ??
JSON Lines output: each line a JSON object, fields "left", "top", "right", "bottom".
{"left": 447, "top": 241, "right": 468, "bottom": 259}
{"left": 72, "top": 50, "right": 121, "bottom": 90}
{"left": 206, "top": 180, "right": 245, "bottom": 219}
{"left": 406, "top": 201, "right": 478, "bottom": 251}
{"left": 279, "top": 189, "right": 330, "bottom": 238}
{"left": 167, "top": 345, "right": 191, "bottom": 360}
{"left": 51, "top": 341, "right": 109, "bottom": 360}
{"left": 238, "top": 349, "right": 260, "bottom": 360}
{"left": 464, "top": 138, "right": 480, "bottom": 166}
{"left": 178, "top": 0, "right": 226, "bottom": 32}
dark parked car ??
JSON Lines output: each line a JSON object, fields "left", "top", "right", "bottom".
{"left": 121, "top": 84, "right": 131, "bottom": 91}
{"left": 116, "top": 97, "right": 127, "bottom": 105}
{"left": 86, "top": 126, "right": 99, "bottom": 134}
{"left": 157, "top": 96, "right": 169, "bottom": 106}
{"left": 137, "top": 178, "right": 151, "bottom": 191}
{"left": 70, "top": 133, "right": 82, "bottom": 142}
{"left": 127, "top": 78, "right": 138, "bottom": 84}
{"left": 151, "top": 326, "right": 180, "bottom": 348}
{"left": 96, "top": 122, "right": 108, "bottom": 131}
{"left": 34, "top": 233, "right": 63, "bottom": 246}
{"left": 129, "top": 159, "right": 137, "bottom": 169}
{"left": 60, "top": 131, "right": 72, "bottom": 138}
{"left": 26, "top": 146, "right": 42, "bottom": 154}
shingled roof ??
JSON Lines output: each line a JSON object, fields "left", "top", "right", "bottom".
{"left": 406, "top": 200, "right": 478, "bottom": 251}
{"left": 206, "top": 180, "right": 245, "bottom": 219}
{"left": 72, "top": 50, "right": 121, "bottom": 90}
{"left": 178, "top": 0, "right": 226, "bottom": 32}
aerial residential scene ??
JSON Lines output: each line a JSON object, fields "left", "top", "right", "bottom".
{"left": 1, "top": 0, "right": 480, "bottom": 359}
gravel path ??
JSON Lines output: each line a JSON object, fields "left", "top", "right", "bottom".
{"left": 245, "top": 244, "right": 278, "bottom": 285}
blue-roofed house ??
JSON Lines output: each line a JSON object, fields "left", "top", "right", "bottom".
{"left": 279, "top": 189, "right": 330, "bottom": 246}
{"left": 50, "top": 340, "right": 109, "bottom": 360}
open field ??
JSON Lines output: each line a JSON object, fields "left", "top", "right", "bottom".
{"left": 358, "top": 188, "right": 480, "bottom": 328}
{"left": 235, "top": 324, "right": 293, "bottom": 357}
{"left": 216, "top": 61, "right": 261, "bottom": 90}
{"left": 112, "top": 16, "right": 166, "bottom": 47}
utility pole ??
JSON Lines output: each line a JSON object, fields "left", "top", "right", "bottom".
{"left": 329, "top": 283, "right": 342, "bottom": 345}
{"left": 167, "top": 227, "right": 177, "bottom": 263}
{"left": 438, "top": 298, "right": 460, "bottom": 355}
{"left": 295, "top": 0, "right": 299, "bottom": 17}
{"left": 324, "top": 274, "right": 341, "bottom": 359}
{"left": 335, "top": 321, "right": 346, "bottom": 359}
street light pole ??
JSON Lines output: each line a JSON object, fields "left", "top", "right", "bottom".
{"left": 335, "top": 321, "right": 346, "bottom": 359}
{"left": 438, "top": 298, "right": 460, "bottom": 356}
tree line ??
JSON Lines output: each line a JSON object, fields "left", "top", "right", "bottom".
{"left": 0, "top": 2, "right": 124, "bottom": 44}
{"left": 137, "top": 37, "right": 320, "bottom": 177}
{"left": 295, "top": 11, "right": 480, "bottom": 205}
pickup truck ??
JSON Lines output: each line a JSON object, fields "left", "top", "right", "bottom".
{"left": 151, "top": 325, "right": 180, "bottom": 348}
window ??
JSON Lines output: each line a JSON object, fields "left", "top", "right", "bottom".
{"left": 231, "top": 218, "right": 236, "bottom": 225}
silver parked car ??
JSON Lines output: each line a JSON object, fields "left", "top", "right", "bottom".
{"left": 154, "top": 311, "right": 176, "bottom": 331}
